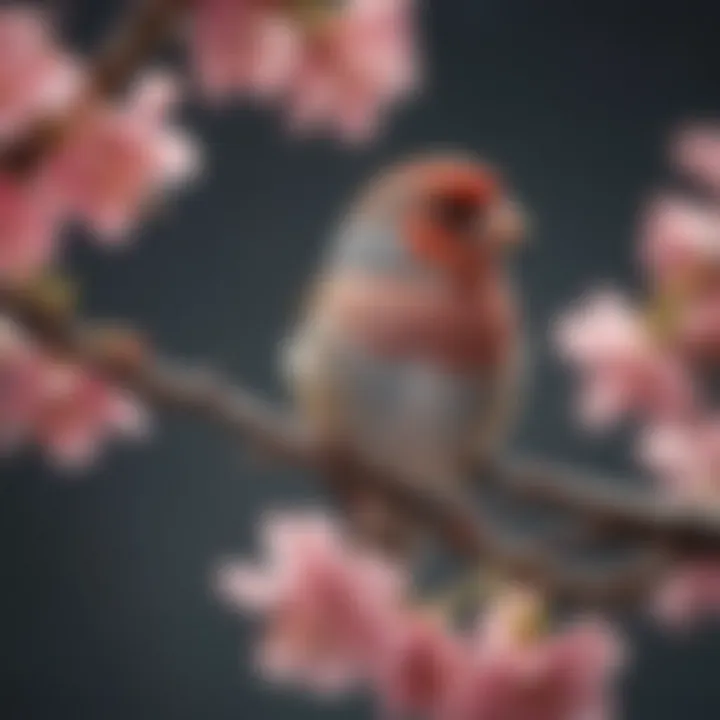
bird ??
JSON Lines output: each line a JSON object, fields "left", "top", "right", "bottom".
{"left": 282, "top": 152, "right": 527, "bottom": 554}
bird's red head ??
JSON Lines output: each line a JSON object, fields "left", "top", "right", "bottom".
{"left": 363, "top": 153, "right": 526, "bottom": 291}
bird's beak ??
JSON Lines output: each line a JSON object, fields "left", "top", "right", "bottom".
{"left": 481, "top": 199, "right": 527, "bottom": 250}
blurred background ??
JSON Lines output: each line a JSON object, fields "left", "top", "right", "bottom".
{"left": 2, "top": 0, "right": 720, "bottom": 717}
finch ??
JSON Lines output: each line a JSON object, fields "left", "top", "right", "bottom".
{"left": 283, "top": 152, "right": 527, "bottom": 552}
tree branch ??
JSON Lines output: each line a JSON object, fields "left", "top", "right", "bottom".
{"left": 1, "top": 0, "right": 190, "bottom": 174}
{"left": 490, "top": 457, "right": 720, "bottom": 555}
{"left": 0, "top": 282, "right": 705, "bottom": 607}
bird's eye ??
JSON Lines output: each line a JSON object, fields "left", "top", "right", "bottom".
{"left": 427, "top": 196, "right": 481, "bottom": 236}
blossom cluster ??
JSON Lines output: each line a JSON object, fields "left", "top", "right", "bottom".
{"left": 0, "top": 1, "right": 417, "bottom": 281}
{"left": 556, "top": 124, "right": 720, "bottom": 625}
{"left": 218, "top": 512, "right": 623, "bottom": 720}
{"left": 191, "top": 0, "right": 418, "bottom": 141}
{"left": 0, "top": 7, "right": 198, "bottom": 279}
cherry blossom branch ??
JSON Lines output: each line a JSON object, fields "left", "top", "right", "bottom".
{"left": 490, "top": 457, "right": 720, "bottom": 555}
{"left": 0, "top": 281, "right": 701, "bottom": 606}
{"left": 1, "top": 0, "right": 189, "bottom": 173}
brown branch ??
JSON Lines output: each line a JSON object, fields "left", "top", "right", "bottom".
{"left": 490, "top": 457, "right": 720, "bottom": 555}
{"left": 1, "top": 0, "right": 190, "bottom": 174}
{"left": 0, "top": 282, "right": 693, "bottom": 607}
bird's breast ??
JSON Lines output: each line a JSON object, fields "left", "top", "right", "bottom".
{"left": 315, "top": 274, "right": 517, "bottom": 374}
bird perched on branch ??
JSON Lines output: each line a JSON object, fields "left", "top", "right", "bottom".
{"left": 282, "top": 152, "right": 527, "bottom": 553}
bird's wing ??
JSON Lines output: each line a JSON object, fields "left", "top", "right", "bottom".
{"left": 469, "top": 341, "right": 525, "bottom": 465}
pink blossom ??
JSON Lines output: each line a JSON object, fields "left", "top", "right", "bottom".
{"left": 32, "top": 365, "right": 148, "bottom": 469}
{"left": 216, "top": 510, "right": 408, "bottom": 694}
{"left": 286, "top": 0, "right": 419, "bottom": 141}
{"left": 637, "top": 195, "right": 720, "bottom": 355}
{"left": 0, "top": 318, "right": 48, "bottom": 450}
{"left": 555, "top": 290, "right": 694, "bottom": 428}
{"left": 43, "top": 72, "right": 199, "bottom": 241}
{"left": 0, "top": 319, "right": 145, "bottom": 467}
{"left": 191, "top": 0, "right": 418, "bottom": 141}
{"left": 675, "top": 288, "right": 720, "bottom": 360}
{"left": 190, "top": 0, "right": 299, "bottom": 99}
{"left": 0, "top": 175, "right": 62, "bottom": 280}
{"left": 639, "top": 418, "right": 720, "bottom": 502}
{"left": 654, "top": 562, "right": 720, "bottom": 629}
{"left": 439, "top": 595, "right": 623, "bottom": 720}
{"left": 672, "top": 123, "right": 720, "bottom": 197}
{"left": 373, "top": 612, "right": 466, "bottom": 717}
{"left": 0, "top": 6, "right": 80, "bottom": 141}
{"left": 639, "top": 194, "right": 720, "bottom": 289}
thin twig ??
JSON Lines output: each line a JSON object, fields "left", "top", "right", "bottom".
{"left": 90, "top": 0, "right": 191, "bottom": 98}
